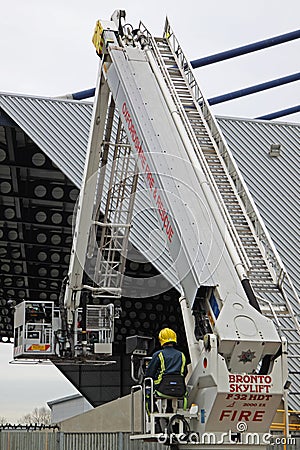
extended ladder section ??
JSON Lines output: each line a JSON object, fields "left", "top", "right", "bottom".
{"left": 138, "top": 20, "right": 300, "bottom": 349}
{"left": 90, "top": 101, "right": 138, "bottom": 297}
{"left": 64, "top": 77, "right": 138, "bottom": 309}
{"left": 61, "top": 56, "right": 139, "bottom": 359}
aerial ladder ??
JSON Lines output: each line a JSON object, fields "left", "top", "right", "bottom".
{"left": 13, "top": 10, "right": 300, "bottom": 448}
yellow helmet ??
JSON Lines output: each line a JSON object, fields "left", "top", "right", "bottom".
{"left": 158, "top": 328, "right": 177, "bottom": 347}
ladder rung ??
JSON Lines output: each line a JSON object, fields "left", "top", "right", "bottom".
{"left": 93, "top": 221, "right": 131, "bottom": 228}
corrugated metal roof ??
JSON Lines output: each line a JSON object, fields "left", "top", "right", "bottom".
{"left": 0, "top": 93, "right": 91, "bottom": 189}
{"left": 217, "top": 116, "right": 300, "bottom": 296}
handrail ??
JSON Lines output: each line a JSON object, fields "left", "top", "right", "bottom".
{"left": 271, "top": 408, "right": 300, "bottom": 450}
{"left": 130, "top": 384, "right": 143, "bottom": 434}
{"left": 163, "top": 18, "right": 300, "bottom": 315}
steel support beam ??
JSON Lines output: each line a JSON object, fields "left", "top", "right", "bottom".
{"left": 208, "top": 72, "right": 300, "bottom": 105}
{"left": 190, "top": 29, "right": 300, "bottom": 68}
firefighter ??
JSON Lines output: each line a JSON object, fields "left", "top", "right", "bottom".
{"left": 145, "top": 328, "right": 187, "bottom": 419}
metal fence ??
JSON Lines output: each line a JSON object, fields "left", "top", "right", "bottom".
{"left": 0, "top": 431, "right": 299, "bottom": 450}
{"left": 0, "top": 431, "right": 58, "bottom": 450}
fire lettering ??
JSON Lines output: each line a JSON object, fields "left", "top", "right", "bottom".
{"left": 145, "top": 165, "right": 155, "bottom": 191}
{"left": 122, "top": 101, "right": 175, "bottom": 242}
{"left": 219, "top": 410, "right": 265, "bottom": 422}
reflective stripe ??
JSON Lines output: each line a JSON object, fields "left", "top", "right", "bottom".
{"left": 181, "top": 352, "right": 186, "bottom": 376}
{"left": 145, "top": 394, "right": 151, "bottom": 415}
{"left": 154, "top": 352, "right": 165, "bottom": 385}
{"left": 154, "top": 350, "right": 186, "bottom": 384}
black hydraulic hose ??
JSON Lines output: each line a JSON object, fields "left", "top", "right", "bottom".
{"left": 167, "top": 414, "right": 190, "bottom": 436}
{"left": 58, "top": 277, "right": 68, "bottom": 332}
{"left": 241, "top": 279, "right": 262, "bottom": 313}
{"left": 81, "top": 291, "right": 87, "bottom": 335}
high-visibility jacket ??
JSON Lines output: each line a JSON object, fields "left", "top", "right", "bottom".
{"left": 145, "top": 345, "right": 187, "bottom": 386}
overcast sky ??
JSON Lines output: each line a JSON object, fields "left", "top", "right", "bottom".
{"left": 0, "top": 343, "right": 78, "bottom": 422}
{"left": 0, "top": 0, "right": 300, "bottom": 423}
{"left": 0, "top": 0, "right": 299, "bottom": 121}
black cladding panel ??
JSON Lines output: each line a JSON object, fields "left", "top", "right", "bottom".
{"left": 0, "top": 122, "right": 188, "bottom": 406}
{"left": 0, "top": 124, "right": 79, "bottom": 343}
